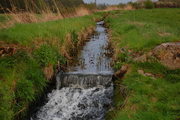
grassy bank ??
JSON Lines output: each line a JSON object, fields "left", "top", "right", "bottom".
{"left": 0, "top": 13, "right": 102, "bottom": 120}
{"left": 105, "top": 8, "right": 180, "bottom": 120}
{"left": 0, "top": 15, "right": 98, "bottom": 45}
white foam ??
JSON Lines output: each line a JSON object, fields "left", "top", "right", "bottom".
{"left": 32, "top": 86, "right": 113, "bottom": 120}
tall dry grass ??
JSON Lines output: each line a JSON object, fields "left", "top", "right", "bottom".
{"left": 0, "top": 0, "right": 94, "bottom": 27}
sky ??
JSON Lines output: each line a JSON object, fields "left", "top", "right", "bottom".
{"left": 83, "top": 0, "right": 157, "bottom": 5}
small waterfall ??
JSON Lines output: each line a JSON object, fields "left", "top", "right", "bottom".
{"left": 57, "top": 73, "right": 113, "bottom": 89}
{"left": 31, "top": 21, "right": 113, "bottom": 120}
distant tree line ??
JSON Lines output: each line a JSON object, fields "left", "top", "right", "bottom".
{"left": 130, "top": 0, "right": 180, "bottom": 9}
{"left": 156, "top": 0, "right": 180, "bottom": 8}
{"left": 159, "top": 0, "right": 180, "bottom": 2}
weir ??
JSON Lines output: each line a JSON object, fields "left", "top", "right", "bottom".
{"left": 31, "top": 21, "right": 113, "bottom": 120}
{"left": 56, "top": 73, "right": 113, "bottom": 89}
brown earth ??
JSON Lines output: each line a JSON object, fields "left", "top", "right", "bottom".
{"left": 152, "top": 42, "right": 180, "bottom": 69}
{"left": 0, "top": 41, "right": 28, "bottom": 57}
{"left": 114, "top": 65, "right": 129, "bottom": 79}
{"left": 134, "top": 42, "right": 180, "bottom": 69}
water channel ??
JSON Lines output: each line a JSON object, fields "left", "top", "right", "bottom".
{"left": 31, "top": 21, "right": 114, "bottom": 120}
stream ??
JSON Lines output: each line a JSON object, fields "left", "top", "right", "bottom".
{"left": 31, "top": 21, "right": 114, "bottom": 120}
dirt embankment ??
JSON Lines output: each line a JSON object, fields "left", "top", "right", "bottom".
{"left": 152, "top": 42, "right": 180, "bottom": 69}
{"left": 114, "top": 41, "right": 180, "bottom": 80}
{"left": 133, "top": 42, "right": 180, "bottom": 69}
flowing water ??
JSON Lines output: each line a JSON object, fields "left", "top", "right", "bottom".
{"left": 83, "top": 0, "right": 158, "bottom": 5}
{"left": 31, "top": 21, "right": 113, "bottom": 120}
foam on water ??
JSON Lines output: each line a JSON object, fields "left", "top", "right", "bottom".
{"left": 57, "top": 74, "right": 113, "bottom": 88}
{"left": 32, "top": 86, "right": 113, "bottom": 120}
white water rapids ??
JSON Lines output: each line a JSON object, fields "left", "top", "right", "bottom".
{"left": 31, "top": 21, "right": 113, "bottom": 120}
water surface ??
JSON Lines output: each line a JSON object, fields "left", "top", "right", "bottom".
{"left": 83, "top": 0, "right": 158, "bottom": 5}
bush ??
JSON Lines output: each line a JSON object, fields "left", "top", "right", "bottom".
{"left": 33, "top": 44, "right": 67, "bottom": 67}
{"left": 144, "top": 0, "right": 155, "bottom": 9}
{"left": 71, "top": 30, "right": 78, "bottom": 45}
{"left": 0, "top": 51, "right": 48, "bottom": 119}
{"left": 33, "top": 45, "right": 59, "bottom": 67}
{"left": 24, "top": 60, "right": 47, "bottom": 92}
{"left": 131, "top": 2, "right": 144, "bottom": 9}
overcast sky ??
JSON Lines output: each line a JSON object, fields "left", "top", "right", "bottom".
{"left": 83, "top": 0, "right": 157, "bottom": 5}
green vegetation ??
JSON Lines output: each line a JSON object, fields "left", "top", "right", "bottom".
{"left": 105, "top": 9, "right": 180, "bottom": 120}
{"left": 0, "top": 15, "right": 98, "bottom": 45}
{"left": 109, "top": 62, "right": 180, "bottom": 120}
{"left": 144, "top": 0, "right": 154, "bottom": 9}
{"left": 130, "top": 0, "right": 180, "bottom": 9}
{"left": 0, "top": 13, "right": 102, "bottom": 120}
{"left": 0, "top": 15, "right": 10, "bottom": 23}
{"left": 106, "top": 9, "right": 180, "bottom": 52}
{"left": 0, "top": 0, "right": 96, "bottom": 26}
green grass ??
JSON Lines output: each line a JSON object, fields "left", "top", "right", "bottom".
{"left": 109, "top": 62, "right": 180, "bottom": 120}
{"left": 106, "top": 8, "right": 180, "bottom": 52}
{"left": 0, "top": 51, "right": 46, "bottom": 120}
{"left": 0, "top": 12, "right": 103, "bottom": 120}
{"left": 0, "top": 14, "right": 10, "bottom": 23}
{"left": 105, "top": 9, "right": 180, "bottom": 120}
{"left": 0, "top": 14, "right": 100, "bottom": 45}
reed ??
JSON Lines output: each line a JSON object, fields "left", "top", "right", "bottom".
{"left": 0, "top": 0, "right": 94, "bottom": 25}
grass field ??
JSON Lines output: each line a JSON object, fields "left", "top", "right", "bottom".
{"left": 0, "top": 13, "right": 102, "bottom": 120}
{"left": 105, "top": 8, "right": 180, "bottom": 120}
{"left": 106, "top": 9, "right": 180, "bottom": 52}
{"left": 0, "top": 14, "right": 99, "bottom": 45}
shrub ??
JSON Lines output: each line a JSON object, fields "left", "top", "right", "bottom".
{"left": 71, "top": 30, "right": 78, "bottom": 45}
{"left": 33, "top": 44, "right": 67, "bottom": 67}
{"left": 33, "top": 45, "right": 59, "bottom": 67}
{"left": 131, "top": 2, "right": 144, "bottom": 9}
{"left": 24, "top": 60, "right": 47, "bottom": 92}
{"left": 0, "top": 82, "right": 14, "bottom": 120}
{"left": 144, "top": 0, "right": 155, "bottom": 9}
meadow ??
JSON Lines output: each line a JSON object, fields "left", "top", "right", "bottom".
{"left": 106, "top": 9, "right": 180, "bottom": 52}
{"left": 105, "top": 8, "right": 180, "bottom": 120}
